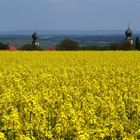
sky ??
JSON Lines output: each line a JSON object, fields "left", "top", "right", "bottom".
{"left": 0, "top": 0, "right": 140, "bottom": 31}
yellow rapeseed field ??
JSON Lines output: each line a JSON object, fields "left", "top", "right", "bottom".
{"left": 0, "top": 51, "right": 140, "bottom": 140}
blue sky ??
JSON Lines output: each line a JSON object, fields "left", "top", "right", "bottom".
{"left": 0, "top": 0, "right": 140, "bottom": 31}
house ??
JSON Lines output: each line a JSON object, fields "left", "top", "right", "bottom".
{"left": 8, "top": 44, "right": 17, "bottom": 51}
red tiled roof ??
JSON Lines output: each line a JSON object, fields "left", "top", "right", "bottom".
{"left": 8, "top": 45, "right": 17, "bottom": 51}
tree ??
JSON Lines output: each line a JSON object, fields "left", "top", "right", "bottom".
{"left": 21, "top": 44, "right": 42, "bottom": 51}
{"left": 0, "top": 42, "right": 9, "bottom": 50}
{"left": 109, "top": 42, "right": 133, "bottom": 50}
{"left": 56, "top": 39, "right": 80, "bottom": 50}
{"left": 109, "top": 43, "right": 122, "bottom": 50}
{"left": 135, "top": 37, "right": 140, "bottom": 50}
{"left": 121, "top": 41, "right": 134, "bottom": 50}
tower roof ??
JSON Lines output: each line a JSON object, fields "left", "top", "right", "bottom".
{"left": 125, "top": 27, "right": 132, "bottom": 37}
{"left": 32, "top": 32, "right": 39, "bottom": 40}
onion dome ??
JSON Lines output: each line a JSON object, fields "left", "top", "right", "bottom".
{"left": 125, "top": 27, "right": 132, "bottom": 37}
{"left": 32, "top": 32, "right": 39, "bottom": 40}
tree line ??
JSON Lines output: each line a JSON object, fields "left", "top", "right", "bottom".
{"left": 1, "top": 37, "right": 140, "bottom": 51}
{"left": 55, "top": 38, "right": 140, "bottom": 51}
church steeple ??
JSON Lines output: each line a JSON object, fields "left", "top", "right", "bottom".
{"left": 32, "top": 32, "right": 40, "bottom": 46}
{"left": 125, "top": 25, "right": 134, "bottom": 45}
{"left": 125, "top": 26, "right": 132, "bottom": 37}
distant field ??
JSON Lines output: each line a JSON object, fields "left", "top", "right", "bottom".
{"left": 0, "top": 34, "right": 125, "bottom": 49}
{"left": 0, "top": 51, "right": 140, "bottom": 139}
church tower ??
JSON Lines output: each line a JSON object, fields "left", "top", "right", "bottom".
{"left": 125, "top": 26, "right": 134, "bottom": 45}
{"left": 32, "top": 32, "right": 40, "bottom": 46}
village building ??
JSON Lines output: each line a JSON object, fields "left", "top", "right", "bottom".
{"left": 8, "top": 44, "right": 17, "bottom": 51}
